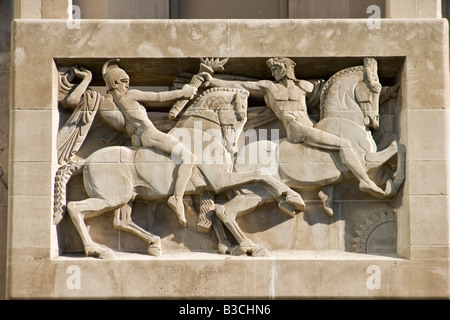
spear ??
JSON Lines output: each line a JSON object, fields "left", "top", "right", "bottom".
{"left": 168, "top": 57, "right": 229, "bottom": 120}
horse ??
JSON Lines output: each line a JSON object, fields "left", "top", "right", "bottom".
{"left": 211, "top": 58, "right": 406, "bottom": 256}
{"left": 53, "top": 87, "right": 305, "bottom": 259}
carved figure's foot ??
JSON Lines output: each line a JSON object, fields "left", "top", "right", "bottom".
{"left": 359, "top": 180, "right": 385, "bottom": 198}
{"left": 168, "top": 195, "right": 187, "bottom": 227}
{"left": 85, "top": 244, "right": 117, "bottom": 259}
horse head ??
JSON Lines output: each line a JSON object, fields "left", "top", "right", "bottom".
{"left": 320, "top": 57, "right": 382, "bottom": 130}
{"left": 356, "top": 57, "right": 382, "bottom": 130}
{"left": 174, "top": 87, "right": 249, "bottom": 157}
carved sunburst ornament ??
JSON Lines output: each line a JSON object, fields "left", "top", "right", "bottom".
{"left": 352, "top": 210, "right": 397, "bottom": 253}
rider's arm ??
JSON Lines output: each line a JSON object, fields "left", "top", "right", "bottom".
{"left": 98, "top": 95, "right": 126, "bottom": 131}
{"left": 208, "top": 77, "right": 267, "bottom": 97}
{"left": 126, "top": 84, "right": 197, "bottom": 104}
{"left": 298, "top": 80, "right": 314, "bottom": 93}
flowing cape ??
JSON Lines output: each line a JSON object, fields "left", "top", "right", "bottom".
{"left": 57, "top": 87, "right": 103, "bottom": 165}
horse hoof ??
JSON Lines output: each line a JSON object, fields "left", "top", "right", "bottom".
{"left": 384, "top": 179, "right": 399, "bottom": 197}
{"left": 218, "top": 241, "right": 241, "bottom": 256}
{"left": 286, "top": 193, "right": 306, "bottom": 211}
{"left": 241, "top": 241, "right": 270, "bottom": 257}
{"left": 148, "top": 245, "right": 162, "bottom": 257}
{"left": 99, "top": 250, "right": 117, "bottom": 259}
{"left": 218, "top": 240, "right": 232, "bottom": 254}
{"left": 359, "top": 180, "right": 385, "bottom": 199}
{"left": 324, "top": 207, "right": 334, "bottom": 216}
{"left": 85, "top": 245, "right": 117, "bottom": 259}
{"left": 278, "top": 201, "right": 296, "bottom": 218}
{"left": 249, "top": 246, "right": 270, "bottom": 257}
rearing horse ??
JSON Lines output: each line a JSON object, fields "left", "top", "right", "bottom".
{"left": 54, "top": 87, "right": 304, "bottom": 259}
{"left": 212, "top": 58, "right": 406, "bottom": 256}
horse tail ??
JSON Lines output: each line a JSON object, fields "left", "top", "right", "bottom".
{"left": 53, "top": 161, "right": 85, "bottom": 225}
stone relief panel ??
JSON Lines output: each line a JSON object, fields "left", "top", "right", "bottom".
{"left": 54, "top": 57, "right": 405, "bottom": 259}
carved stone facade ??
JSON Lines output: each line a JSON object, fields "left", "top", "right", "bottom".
{"left": 2, "top": 1, "right": 449, "bottom": 299}
{"left": 52, "top": 55, "right": 404, "bottom": 260}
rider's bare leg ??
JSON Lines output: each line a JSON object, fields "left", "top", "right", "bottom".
{"left": 140, "top": 128, "right": 196, "bottom": 227}
{"left": 168, "top": 160, "right": 195, "bottom": 227}
{"left": 300, "top": 125, "right": 385, "bottom": 198}
{"left": 167, "top": 140, "right": 197, "bottom": 227}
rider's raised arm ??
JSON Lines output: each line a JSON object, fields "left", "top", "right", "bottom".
{"left": 208, "top": 77, "right": 268, "bottom": 97}
{"left": 126, "top": 84, "right": 197, "bottom": 105}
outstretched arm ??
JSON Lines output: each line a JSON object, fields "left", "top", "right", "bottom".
{"left": 203, "top": 74, "right": 266, "bottom": 96}
{"left": 126, "top": 84, "right": 197, "bottom": 105}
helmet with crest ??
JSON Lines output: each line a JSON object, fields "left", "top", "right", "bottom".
{"left": 102, "top": 59, "right": 129, "bottom": 92}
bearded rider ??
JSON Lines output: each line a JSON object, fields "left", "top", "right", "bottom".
{"left": 201, "top": 57, "right": 385, "bottom": 198}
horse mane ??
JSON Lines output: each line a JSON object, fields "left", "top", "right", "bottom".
{"left": 319, "top": 65, "right": 364, "bottom": 119}
{"left": 190, "top": 87, "right": 249, "bottom": 110}
{"left": 182, "top": 87, "right": 249, "bottom": 123}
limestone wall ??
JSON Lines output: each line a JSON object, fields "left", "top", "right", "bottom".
{"left": 5, "top": 18, "right": 449, "bottom": 298}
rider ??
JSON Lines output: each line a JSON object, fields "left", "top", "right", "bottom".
{"left": 201, "top": 57, "right": 385, "bottom": 198}
{"left": 102, "top": 59, "right": 198, "bottom": 226}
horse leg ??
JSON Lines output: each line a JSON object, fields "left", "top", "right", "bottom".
{"left": 112, "top": 202, "right": 162, "bottom": 256}
{"left": 365, "top": 141, "right": 406, "bottom": 196}
{"left": 214, "top": 194, "right": 270, "bottom": 257}
{"left": 318, "top": 184, "right": 334, "bottom": 216}
{"left": 254, "top": 171, "right": 306, "bottom": 215}
{"left": 67, "top": 198, "right": 123, "bottom": 259}
{"left": 212, "top": 215, "right": 240, "bottom": 255}
{"left": 209, "top": 169, "right": 305, "bottom": 214}
{"left": 383, "top": 141, "right": 406, "bottom": 196}
{"left": 365, "top": 140, "right": 398, "bottom": 167}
